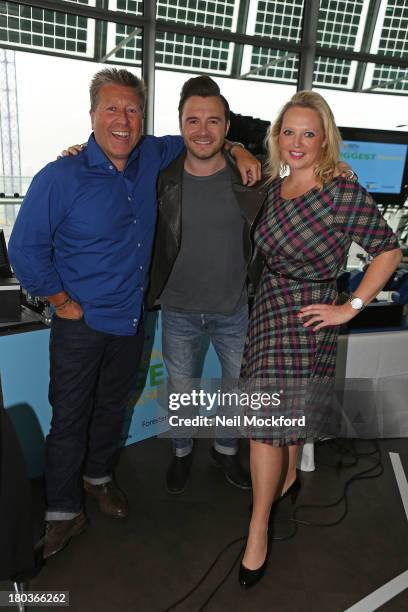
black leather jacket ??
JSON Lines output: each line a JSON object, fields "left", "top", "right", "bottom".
{"left": 146, "top": 152, "right": 268, "bottom": 309}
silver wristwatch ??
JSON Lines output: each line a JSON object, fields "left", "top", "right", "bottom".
{"left": 349, "top": 294, "right": 365, "bottom": 311}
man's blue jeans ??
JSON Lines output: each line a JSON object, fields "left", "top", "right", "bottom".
{"left": 45, "top": 316, "right": 144, "bottom": 520}
{"left": 161, "top": 304, "right": 248, "bottom": 458}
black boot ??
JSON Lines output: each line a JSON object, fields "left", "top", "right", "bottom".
{"left": 210, "top": 447, "right": 251, "bottom": 490}
{"left": 166, "top": 453, "right": 193, "bottom": 494}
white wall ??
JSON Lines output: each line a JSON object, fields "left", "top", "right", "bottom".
{"left": 314, "top": 87, "right": 408, "bottom": 131}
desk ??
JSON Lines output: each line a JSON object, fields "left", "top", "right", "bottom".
{"left": 336, "top": 328, "right": 408, "bottom": 439}
{"left": 338, "top": 329, "right": 408, "bottom": 379}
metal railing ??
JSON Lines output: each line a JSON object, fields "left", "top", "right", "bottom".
{"left": 0, "top": 198, "right": 23, "bottom": 244}
{"left": 0, "top": 176, "right": 32, "bottom": 197}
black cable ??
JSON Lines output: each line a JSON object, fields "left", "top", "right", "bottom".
{"left": 161, "top": 537, "right": 245, "bottom": 612}
{"left": 197, "top": 543, "right": 245, "bottom": 612}
{"left": 161, "top": 439, "right": 383, "bottom": 611}
{"left": 291, "top": 442, "right": 383, "bottom": 529}
{"left": 263, "top": 439, "right": 382, "bottom": 536}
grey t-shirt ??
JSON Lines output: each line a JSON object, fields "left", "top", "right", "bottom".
{"left": 160, "top": 164, "right": 247, "bottom": 314}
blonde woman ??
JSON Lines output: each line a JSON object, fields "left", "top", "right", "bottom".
{"left": 239, "top": 91, "right": 402, "bottom": 588}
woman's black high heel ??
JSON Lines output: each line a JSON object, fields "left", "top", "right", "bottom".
{"left": 277, "top": 478, "right": 301, "bottom": 505}
{"left": 238, "top": 538, "right": 270, "bottom": 589}
{"left": 240, "top": 481, "right": 300, "bottom": 587}
{"left": 248, "top": 478, "right": 301, "bottom": 514}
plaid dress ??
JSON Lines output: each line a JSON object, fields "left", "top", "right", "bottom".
{"left": 241, "top": 177, "right": 399, "bottom": 446}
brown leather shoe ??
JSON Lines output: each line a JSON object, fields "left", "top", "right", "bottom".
{"left": 43, "top": 512, "right": 88, "bottom": 559}
{"left": 83, "top": 480, "right": 128, "bottom": 518}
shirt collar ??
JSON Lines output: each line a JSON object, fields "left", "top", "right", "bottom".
{"left": 86, "top": 133, "right": 141, "bottom": 170}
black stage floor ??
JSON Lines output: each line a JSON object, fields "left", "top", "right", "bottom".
{"left": 2, "top": 437, "right": 408, "bottom": 612}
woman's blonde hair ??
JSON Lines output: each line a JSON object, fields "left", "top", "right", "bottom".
{"left": 264, "top": 90, "right": 342, "bottom": 186}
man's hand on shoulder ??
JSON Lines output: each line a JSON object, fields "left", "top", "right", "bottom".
{"left": 58, "top": 143, "right": 86, "bottom": 159}
{"left": 335, "top": 161, "right": 357, "bottom": 181}
{"left": 224, "top": 140, "right": 262, "bottom": 186}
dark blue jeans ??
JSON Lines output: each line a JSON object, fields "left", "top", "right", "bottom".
{"left": 161, "top": 304, "right": 248, "bottom": 457}
{"left": 45, "top": 316, "right": 144, "bottom": 520}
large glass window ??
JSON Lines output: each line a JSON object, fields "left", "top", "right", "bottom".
{"left": 249, "top": 0, "right": 304, "bottom": 42}
{"left": 313, "top": 0, "right": 369, "bottom": 89}
{"left": 317, "top": 0, "right": 368, "bottom": 51}
{"left": 0, "top": 1, "right": 143, "bottom": 64}
{"left": 241, "top": 45, "right": 299, "bottom": 83}
{"left": 156, "top": 0, "right": 239, "bottom": 31}
{"left": 108, "top": 0, "right": 143, "bottom": 16}
{"left": 365, "top": 0, "right": 408, "bottom": 93}
{"left": 239, "top": 0, "right": 302, "bottom": 83}
{"left": 0, "top": 1, "right": 94, "bottom": 56}
{"left": 313, "top": 55, "right": 358, "bottom": 90}
{"left": 155, "top": 0, "right": 239, "bottom": 74}
{"left": 104, "top": 21, "right": 142, "bottom": 64}
{"left": 156, "top": 32, "right": 232, "bottom": 73}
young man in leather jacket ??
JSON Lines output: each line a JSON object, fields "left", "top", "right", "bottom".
{"left": 147, "top": 76, "right": 267, "bottom": 494}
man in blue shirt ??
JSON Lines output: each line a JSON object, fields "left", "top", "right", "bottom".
{"left": 8, "top": 67, "right": 260, "bottom": 559}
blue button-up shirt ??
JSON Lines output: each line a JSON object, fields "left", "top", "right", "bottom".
{"left": 8, "top": 133, "right": 184, "bottom": 335}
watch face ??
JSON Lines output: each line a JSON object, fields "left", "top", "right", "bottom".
{"left": 350, "top": 297, "right": 364, "bottom": 310}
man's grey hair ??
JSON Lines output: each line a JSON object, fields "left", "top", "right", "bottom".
{"left": 89, "top": 68, "right": 146, "bottom": 112}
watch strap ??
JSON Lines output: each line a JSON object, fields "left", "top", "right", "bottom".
{"left": 349, "top": 294, "right": 365, "bottom": 310}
